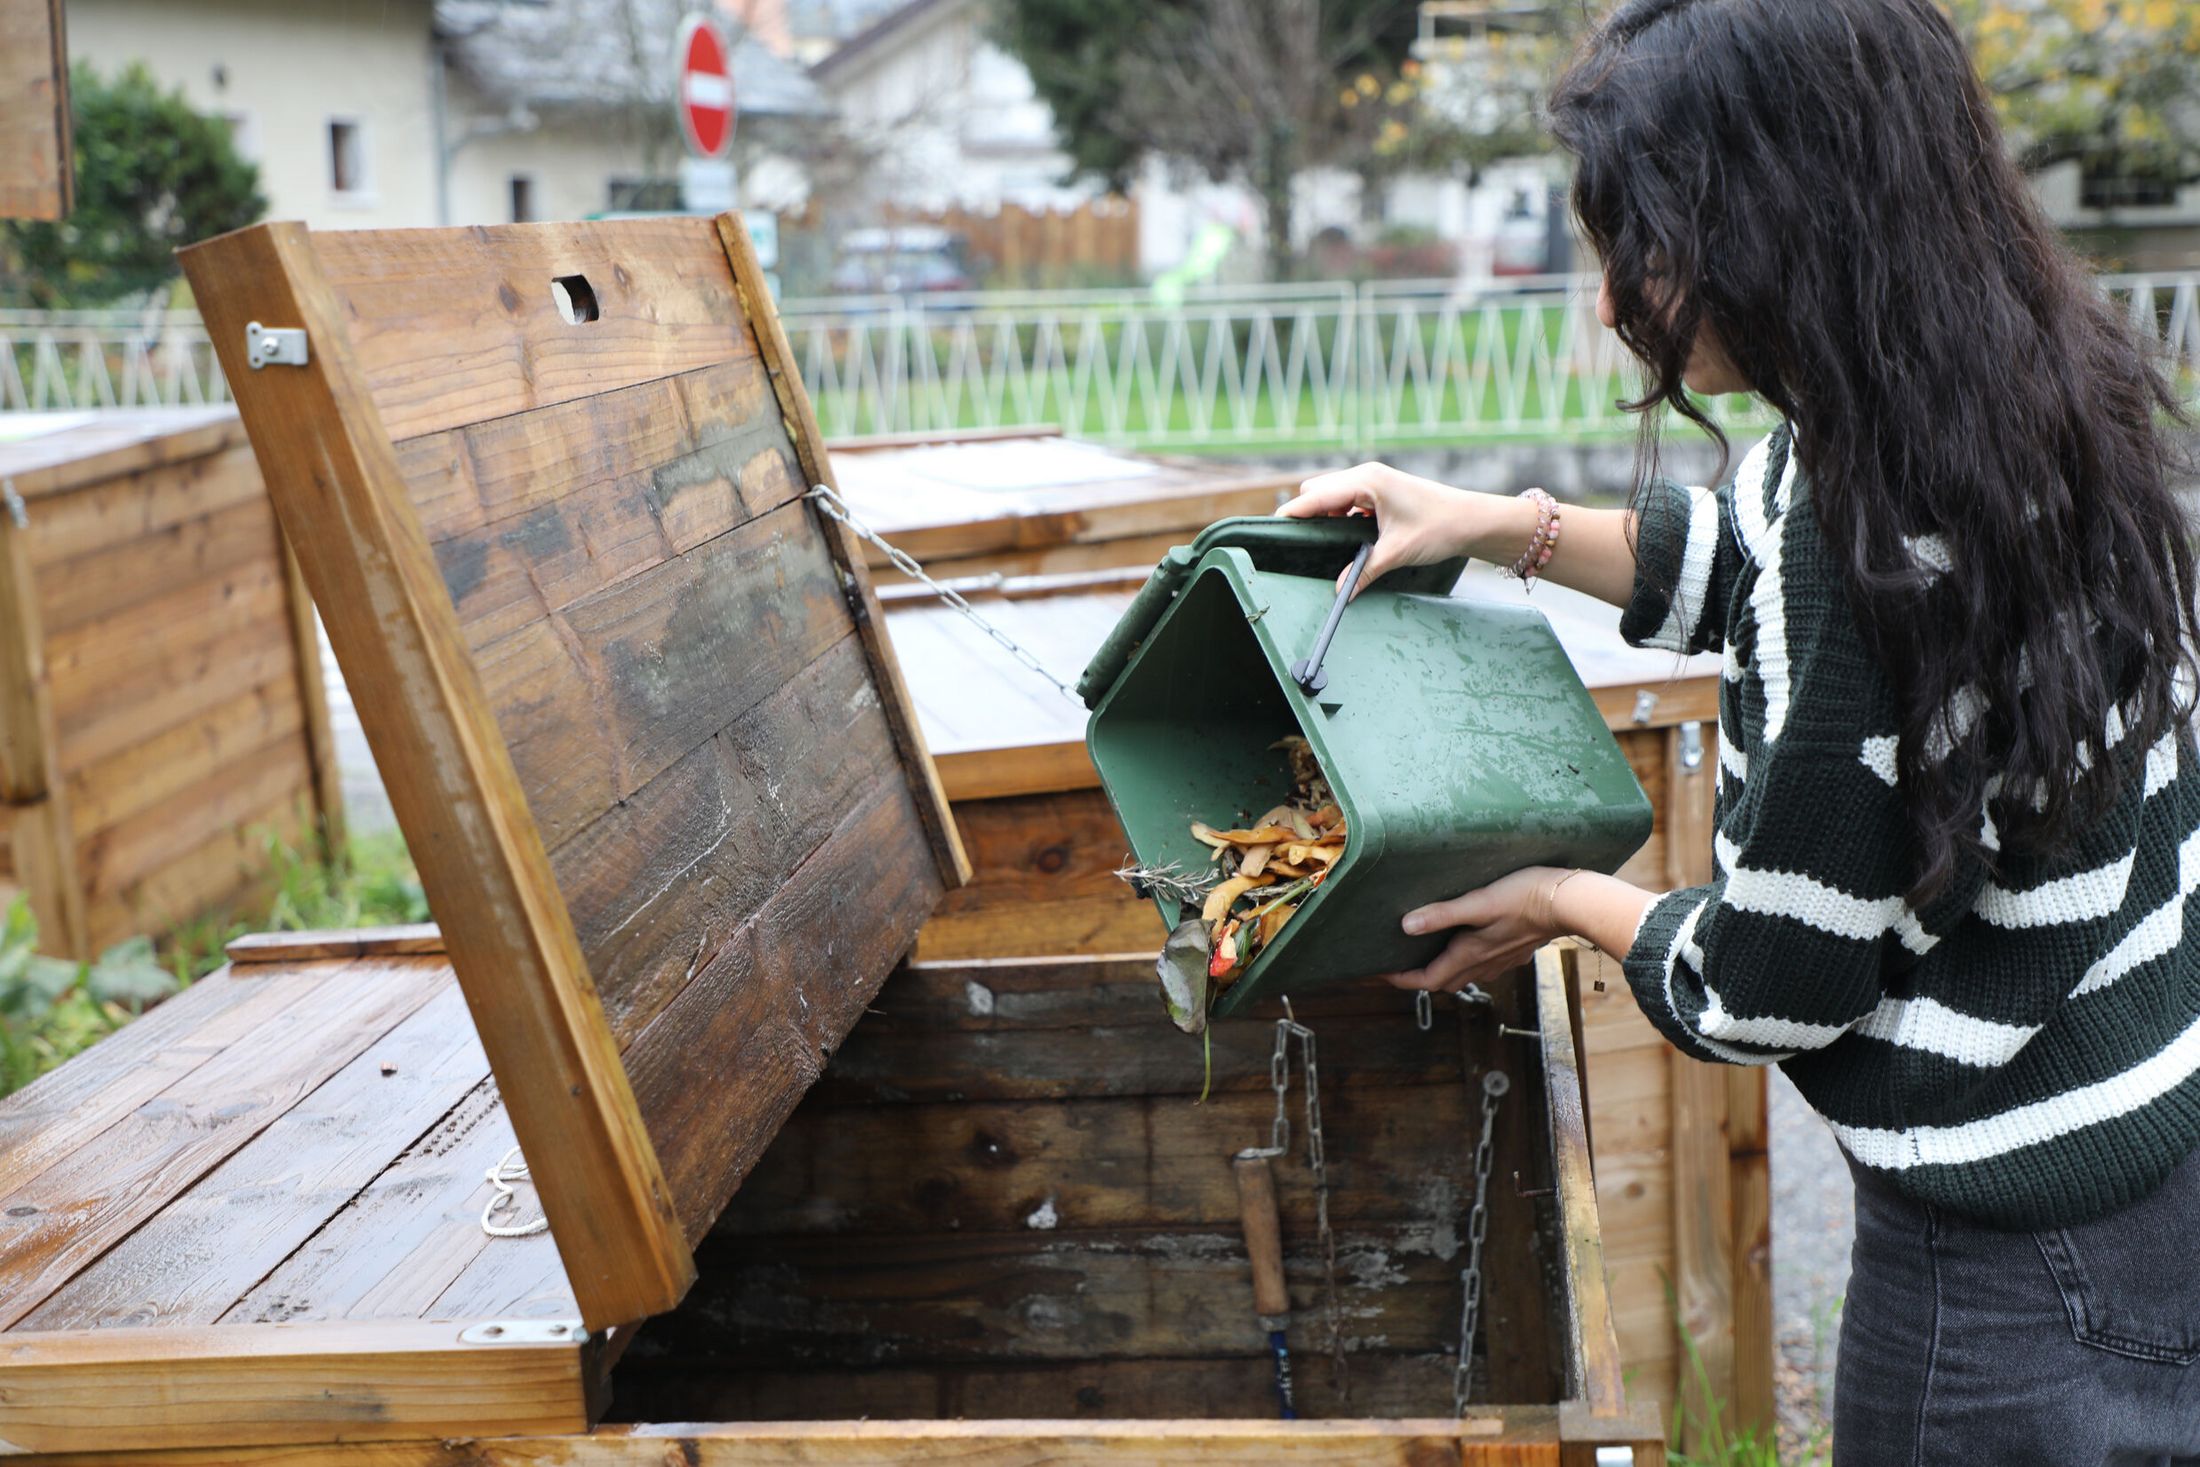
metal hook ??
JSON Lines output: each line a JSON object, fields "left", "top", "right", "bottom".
{"left": 1414, "top": 990, "right": 1433, "bottom": 1031}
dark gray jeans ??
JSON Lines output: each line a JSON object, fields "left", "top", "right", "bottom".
{"left": 1835, "top": 1147, "right": 2200, "bottom": 1465}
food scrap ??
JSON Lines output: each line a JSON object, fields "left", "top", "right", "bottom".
{"left": 1131, "top": 736, "right": 1346, "bottom": 1036}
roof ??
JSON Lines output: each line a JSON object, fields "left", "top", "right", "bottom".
{"left": 436, "top": 0, "right": 834, "bottom": 119}
{"left": 807, "top": 0, "right": 967, "bottom": 82}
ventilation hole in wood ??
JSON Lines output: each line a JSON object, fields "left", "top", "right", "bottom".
{"left": 550, "top": 274, "right": 599, "bottom": 325}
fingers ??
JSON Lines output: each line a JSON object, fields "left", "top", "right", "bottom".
{"left": 1401, "top": 889, "right": 1495, "bottom": 936}
{"left": 1279, "top": 463, "right": 1385, "bottom": 520}
{"left": 1384, "top": 929, "right": 1538, "bottom": 993}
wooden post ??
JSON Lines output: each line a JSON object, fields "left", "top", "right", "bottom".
{"left": 276, "top": 530, "right": 346, "bottom": 859}
{"left": 1668, "top": 1054, "right": 1736, "bottom": 1454}
{"left": 0, "top": 0, "right": 72, "bottom": 221}
{"left": 0, "top": 495, "right": 86, "bottom": 957}
{"left": 179, "top": 222, "right": 694, "bottom": 1331}
{"left": 1725, "top": 1064, "right": 1775, "bottom": 1440}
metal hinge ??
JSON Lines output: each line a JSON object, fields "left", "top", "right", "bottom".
{"left": 1630, "top": 688, "right": 1659, "bottom": 726}
{"left": 1, "top": 479, "right": 25, "bottom": 530}
{"left": 457, "top": 1319, "right": 588, "bottom": 1346}
{"left": 245, "top": 321, "right": 308, "bottom": 370}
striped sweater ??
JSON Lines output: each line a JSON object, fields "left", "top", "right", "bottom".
{"left": 1620, "top": 426, "right": 2200, "bottom": 1229}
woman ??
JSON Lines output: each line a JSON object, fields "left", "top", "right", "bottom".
{"left": 1282, "top": 1, "right": 2200, "bottom": 1460}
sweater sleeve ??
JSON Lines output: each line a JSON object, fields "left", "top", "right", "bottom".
{"left": 1621, "top": 740, "right": 1919, "bottom": 1065}
{"left": 1619, "top": 476, "right": 1740, "bottom": 656}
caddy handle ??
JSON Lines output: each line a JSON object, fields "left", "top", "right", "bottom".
{"left": 1290, "top": 541, "right": 1372, "bottom": 695}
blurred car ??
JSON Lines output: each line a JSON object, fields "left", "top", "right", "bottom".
{"left": 828, "top": 226, "right": 975, "bottom": 296}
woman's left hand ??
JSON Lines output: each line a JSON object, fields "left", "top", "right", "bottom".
{"left": 1382, "top": 866, "right": 1572, "bottom": 993}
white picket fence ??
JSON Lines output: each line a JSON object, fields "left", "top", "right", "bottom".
{"left": 7, "top": 272, "right": 2198, "bottom": 454}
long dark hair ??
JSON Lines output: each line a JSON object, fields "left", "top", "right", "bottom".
{"left": 1550, "top": 0, "right": 2197, "bottom": 900}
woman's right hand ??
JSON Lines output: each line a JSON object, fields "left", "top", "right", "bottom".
{"left": 1277, "top": 462, "right": 1535, "bottom": 598}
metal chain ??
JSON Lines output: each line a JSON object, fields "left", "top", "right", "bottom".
{"left": 806, "top": 484, "right": 1083, "bottom": 701}
{"left": 1454, "top": 1069, "right": 1509, "bottom": 1416}
{"left": 1248, "top": 1002, "right": 1351, "bottom": 1408}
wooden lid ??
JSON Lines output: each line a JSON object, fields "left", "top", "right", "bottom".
{"left": 0, "top": 408, "right": 244, "bottom": 499}
{"left": 179, "top": 215, "right": 967, "bottom": 1331}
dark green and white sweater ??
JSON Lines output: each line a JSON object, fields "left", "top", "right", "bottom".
{"left": 1620, "top": 426, "right": 2200, "bottom": 1229}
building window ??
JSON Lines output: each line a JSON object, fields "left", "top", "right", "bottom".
{"left": 328, "top": 118, "right": 369, "bottom": 202}
{"left": 510, "top": 175, "right": 537, "bottom": 223}
{"left": 2080, "top": 157, "right": 2177, "bottom": 211}
{"left": 607, "top": 177, "right": 681, "bottom": 213}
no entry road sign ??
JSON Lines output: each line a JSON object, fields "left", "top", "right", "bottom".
{"left": 676, "top": 15, "right": 735, "bottom": 159}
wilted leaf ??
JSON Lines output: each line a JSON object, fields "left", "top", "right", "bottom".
{"left": 1156, "top": 917, "right": 1211, "bottom": 1036}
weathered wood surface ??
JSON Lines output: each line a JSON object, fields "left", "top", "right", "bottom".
{"left": 9, "top": 1411, "right": 1667, "bottom": 1467}
{"left": 0, "top": 1319, "right": 590, "bottom": 1454}
{"left": 0, "top": 957, "right": 445, "bottom": 1331}
{"left": 0, "top": 0, "right": 70, "bottom": 221}
{"left": 226, "top": 923, "right": 446, "bottom": 963}
{"left": 185, "top": 213, "right": 961, "bottom": 1328}
{"left": 606, "top": 952, "right": 1587, "bottom": 1427}
{"left": 1533, "top": 946, "right": 1626, "bottom": 1420}
{"left": 0, "top": 412, "right": 337, "bottom": 954}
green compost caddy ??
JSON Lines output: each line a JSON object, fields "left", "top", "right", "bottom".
{"left": 1080, "top": 516, "right": 1655, "bottom": 1017}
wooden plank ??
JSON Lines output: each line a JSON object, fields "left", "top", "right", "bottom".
{"left": 0, "top": 956, "right": 446, "bottom": 1330}
{"left": 1589, "top": 677, "right": 1718, "bottom": 734}
{"left": 73, "top": 731, "right": 308, "bottom": 899}
{"left": 20, "top": 981, "right": 489, "bottom": 1329}
{"left": 0, "top": 1319, "right": 589, "bottom": 1455}
{"left": 623, "top": 775, "right": 946, "bottom": 1242}
{"left": 19, "top": 442, "right": 262, "bottom": 562}
{"left": 0, "top": 497, "right": 56, "bottom": 802}
{"left": 312, "top": 218, "right": 758, "bottom": 442}
{"left": 82, "top": 792, "right": 307, "bottom": 951}
{"left": 0, "top": 411, "right": 242, "bottom": 502}
{"left": 409, "top": 363, "right": 806, "bottom": 648}
{"left": 0, "top": 0, "right": 70, "bottom": 221}
{"left": 43, "top": 556, "right": 288, "bottom": 695}
{"left": 52, "top": 617, "right": 298, "bottom": 776}
{"left": 1533, "top": 945, "right": 1626, "bottom": 1417}
{"left": 935, "top": 742, "right": 1098, "bottom": 801}
{"left": 859, "top": 954, "right": 1415, "bottom": 1033}
{"left": 4, "top": 797, "right": 82, "bottom": 961}
{"left": 180, "top": 221, "right": 694, "bottom": 1332}
{"left": 14, "top": 1417, "right": 1579, "bottom": 1467}
{"left": 280, "top": 530, "right": 347, "bottom": 853}
{"left": 1666, "top": 1054, "right": 1735, "bottom": 1456}
{"left": 650, "top": 1223, "right": 1469, "bottom": 1367}
{"left": 0, "top": 963, "right": 293, "bottom": 1191}
{"left": 554, "top": 637, "right": 902, "bottom": 1038}
{"left": 614, "top": 1352, "right": 1466, "bottom": 1424}
{"left": 226, "top": 924, "right": 445, "bottom": 963}
{"left": 717, "top": 1082, "right": 1476, "bottom": 1238}
{"left": 815, "top": 1008, "right": 1460, "bottom": 1107}
{"left": 472, "top": 497, "right": 852, "bottom": 850}
{"left": 221, "top": 1077, "right": 555, "bottom": 1326}
{"left": 1725, "top": 1066, "right": 1773, "bottom": 1443}
{"left": 1663, "top": 724, "right": 1716, "bottom": 889}
{"left": 34, "top": 494, "right": 282, "bottom": 637}
{"left": 912, "top": 789, "right": 1154, "bottom": 963}
{"left": 716, "top": 210, "right": 970, "bottom": 892}
{"left": 64, "top": 677, "right": 306, "bottom": 840}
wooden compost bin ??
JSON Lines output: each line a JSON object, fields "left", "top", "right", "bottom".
{"left": 0, "top": 408, "right": 343, "bottom": 957}
{"left": 886, "top": 559, "right": 1771, "bottom": 1439}
{"left": 0, "top": 213, "right": 1658, "bottom": 1465}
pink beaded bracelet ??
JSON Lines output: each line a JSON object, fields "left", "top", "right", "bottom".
{"left": 1505, "top": 487, "right": 1562, "bottom": 588}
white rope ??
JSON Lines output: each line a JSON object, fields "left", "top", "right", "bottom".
{"left": 480, "top": 1144, "right": 548, "bottom": 1237}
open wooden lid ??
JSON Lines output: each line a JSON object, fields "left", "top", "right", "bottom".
{"left": 179, "top": 215, "right": 968, "bottom": 1330}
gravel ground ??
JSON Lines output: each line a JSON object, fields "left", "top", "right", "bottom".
{"left": 1770, "top": 1066, "right": 1853, "bottom": 1459}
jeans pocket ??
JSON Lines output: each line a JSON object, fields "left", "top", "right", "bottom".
{"left": 2034, "top": 1158, "right": 2200, "bottom": 1365}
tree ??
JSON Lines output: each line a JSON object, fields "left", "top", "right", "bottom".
{"left": 0, "top": 63, "right": 265, "bottom": 309}
{"left": 992, "top": 0, "right": 1422, "bottom": 279}
{"left": 1944, "top": 0, "right": 2200, "bottom": 201}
